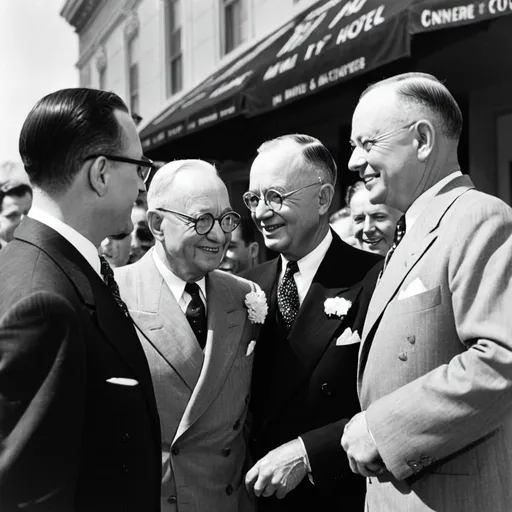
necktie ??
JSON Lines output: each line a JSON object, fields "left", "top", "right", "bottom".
{"left": 185, "top": 282, "right": 207, "bottom": 350}
{"left": 99, "top": 255, "right": 130, "bottom": 316}
{"left": 277, "top": 261, "right": 300, "bottom": 331}
{"left": 383, "top": 214, "right": 406, "bottom": 272}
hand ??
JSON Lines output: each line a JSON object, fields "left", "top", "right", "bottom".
{"left": 341, "top": 412, "right": 386, "bottom": 477}
{"left": 245, "top": 439, "right": 308, "bottom": 499}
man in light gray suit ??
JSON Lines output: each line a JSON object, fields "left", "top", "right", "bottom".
{"left": 342, "top": 72, "right": 512, "bottom": 511}
{"left": 116, "top": 160, "right": 263, "bottom": 512}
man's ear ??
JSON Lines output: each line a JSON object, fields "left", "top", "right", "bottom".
{"left": 318, "top": 183, "right": 334, "bottom": 216}
{"left": 248, "top": 241, "right": 259, "bottom": 261}
{"left": 147, "top": 210, "right": 164, "bottom": 242}
{"left": 414, "top": 120, "right": 435, "bottom": 162}
{"left": 88, "top": 157, "right": 109, "bottom": 196}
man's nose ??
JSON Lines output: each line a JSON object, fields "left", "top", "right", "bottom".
{"left": 363, "top": 217, "right": 374, "bottom": 234}
{"left": 206, "top": 220, "right": 227, "bottom": 243}
{"left": 348, "top": 148, "right": 367, "bottom": 173}
{"left": 254, "top": 198, "right": 273, "bottom": 220}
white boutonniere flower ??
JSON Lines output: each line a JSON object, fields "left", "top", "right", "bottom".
{"left": 324, "top": 297, "right": 352, "bottom": 318}
{"left": 245, "top": 289, "right": 268, "bottom": 324}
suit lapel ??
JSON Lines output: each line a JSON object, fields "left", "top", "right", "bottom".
{"left": 360, "top": 176, "right": 475, "bottom": 366}
{"left": 174, "top": 271, "right": 246, "bottom": 441}
{"left": 128, "top": 253, "right": 203, "bottom": 392}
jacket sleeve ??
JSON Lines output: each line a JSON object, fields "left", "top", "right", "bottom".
{"left": 0, "top": 291, "right": 86, "bottom": 511}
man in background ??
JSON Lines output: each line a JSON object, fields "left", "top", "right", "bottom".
{"left": 0, "top": 88, "right": 161, "bottom": 511}
{"left": 220, "top": 216, "right": 260, "bottom": 274}
{"left": 99, "top": 234, "right": 132, "bottom": 268}
{"left": 116, "top": 159, "right": 260, "bottom": 512}
{"left": 0, "top": 180, "right": 32, "bottom": 248}
{"left": 242, "top": 134, "right": 381, "bottom": 511}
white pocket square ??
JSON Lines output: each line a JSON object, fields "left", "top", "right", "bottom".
{"left": 246, "top": 340, "right": 257, "bottom": 356}
{"left": 398, "top": 277, "right": 428, "bottom": 300}
{"left": 106, "top": 377, "right": 139, "bottom": 386}
{"left": 335, "top": 327, "right": 361, "bottom": 346}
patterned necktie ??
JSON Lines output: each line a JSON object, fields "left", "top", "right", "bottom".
{"left": 185, "top": 282, "right": 207, "bottom": 350}
{"left": 383, "top": 214, "right": 407, "bottom": 273}
{"left": 99, "top": 255, "right": 130, "bottom": 317}
{"left": 277, "top": 261, "right": 300, "bottom": 331}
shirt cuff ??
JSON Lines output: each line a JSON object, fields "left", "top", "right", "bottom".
{"left": 297, "top": 436, "right": 312, "bottom": 473}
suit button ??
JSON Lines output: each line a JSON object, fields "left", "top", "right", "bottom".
{"left": 167, "top": 495, "right": 177, "bottom": 504}
{"left": 407, "top": 335, "right": 416, "bottom": 344}
{"left": 398, "top": 352, "right": 407, "bottom": 361}
{"left": 222, "top": 447, "right": 231, "bottom": 457}
{"left": 232, "top": 420, "right": 240, "bottom": 431}
{"left": 226, "top": 484, "right": 233, "bottom": 495}
{"left": 321, "top": 383, "right": 332, "bottom": 396}
{"left": 171, "top": 445, "right": 180, "bottom": 456}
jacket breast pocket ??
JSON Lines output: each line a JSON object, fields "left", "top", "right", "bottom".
{"left": 394, "top": 285, "right": 442, "bottom": 315}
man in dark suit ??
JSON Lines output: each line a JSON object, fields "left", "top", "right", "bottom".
{"left": 0, "top": 88, "right": 161, "bottom": 511}
{"left": 242, "top": 134, "right": 381, "bottom": 511}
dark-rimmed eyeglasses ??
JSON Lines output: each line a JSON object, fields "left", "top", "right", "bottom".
{"left": 156, "top": 208, "right": 241, "bottom": 236}
{"left": 243, "top": 178, "right": 322, "bottom": 213}
{"left": 349, "top": 121, "right": 418, "bottom": 153}
{"left": 84, "top": 154, "right": 154, "bottom": 183}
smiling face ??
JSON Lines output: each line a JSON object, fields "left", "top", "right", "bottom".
{"left": 99, "top": 235, "right": 131, "bottom": 268}
{"left": 248, "top": 140, "right": 324, "bottom": 261}
{"left": 348, "top": 86, "right": 424, "bottom": 213}
{"left": 349, "top": 187, "right": 402, "bottom": 256}
{"left": 158, "top": 168, "right": 232, "bottom": 282}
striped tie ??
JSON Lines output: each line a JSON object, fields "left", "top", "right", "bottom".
{"left": 99, "top": 255, "right": 130, "bottom": 317}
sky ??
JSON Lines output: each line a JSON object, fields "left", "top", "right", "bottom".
{"left": 0, "top": 0, "right": 78, "bottom": 164}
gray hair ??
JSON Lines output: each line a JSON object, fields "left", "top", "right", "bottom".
{"left": 147, "top": 159, "right": 218, "bottom": 210}
{"left": 257, "top": 134, "right": 337, "bottom": 186}
{"left": 361, "top": 72, "right": 462, "bottom": 141}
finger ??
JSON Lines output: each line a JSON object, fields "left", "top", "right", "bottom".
{"left": 275, "top": 487, "right": 289, "bottom": 500}
{"left": 348, "top": 455, "right": 360, "bottom": 474}
{"left": 245, "top": 466, "right": 259, "bottom": 492}
{"left": 253, "top": 472, "right": 271, "bottom": 497}
{"left": 261, "top": 485, "right": 275, "bottom": 498}
{"left": 357, "top": 461, "right": 385, "bottom": 478}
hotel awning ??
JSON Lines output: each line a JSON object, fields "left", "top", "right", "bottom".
{"left": 140, "top": 0, "right": 512, "bottom": 152}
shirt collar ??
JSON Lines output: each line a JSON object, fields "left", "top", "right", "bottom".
{"left": 406, "top": 171, "right": 462, "bottom": 231}
{"left": 28, "top": 206, "right": 102, "bottom": 277}
{"left": 152, "top": 248, "right": 207, "bottom": 303}
{"left": 280, "top": 229, "right": 333, "bottom": 282}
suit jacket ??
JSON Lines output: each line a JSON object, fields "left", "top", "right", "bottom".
{"left": 243, "top": 231, "right": 381, "bottom": 511}
{"left": 359, "top": 175, "right": 512, "bottom": 511}
{"left": 0, "top": 218, "right": 161, "bottom": 512}
{"left": 115, "top": 250, "right": 259, "bottom": 512}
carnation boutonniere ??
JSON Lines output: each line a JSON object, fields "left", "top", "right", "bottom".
{"left": 324, "top": 297, "right": 352, "bottom": 318}
{"left": 245, "top": 289, "right": 268, "bottom": 324}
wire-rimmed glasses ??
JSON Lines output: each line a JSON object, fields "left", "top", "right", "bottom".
{"left": 84, "top": 154, "right": 154, "bottom": 183}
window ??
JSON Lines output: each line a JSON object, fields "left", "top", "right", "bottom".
{"left": 127, "top": 35, "right": 140, "bottom": 114}
{"left": 221, "top": 0, "right": 248, "bottom": 56}
{"left": 99, "top": 67, "right": 107, "bottom": 90}
{"left": 165, "top": 0, "right": 183, "bottom": 97}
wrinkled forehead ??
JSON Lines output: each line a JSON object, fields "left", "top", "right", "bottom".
{"left": 174, "top": 171, "right": 230, "bottom": 211}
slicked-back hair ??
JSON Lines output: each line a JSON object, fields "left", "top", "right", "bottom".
{"left": 361, "top": 72, "right": 463, "bottom": 141}
{"left": 19, "top": 88, "right": 129, "bottom": 193}
{"left": 258, "top": 134, "right": 337, "bottom": 186}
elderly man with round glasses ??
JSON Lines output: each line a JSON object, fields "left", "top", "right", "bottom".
{"left": 115, "top": 159, "right": 261, "bottom": 512}
{"left": 241, "top": 134, "right": 381, "bottom": 512}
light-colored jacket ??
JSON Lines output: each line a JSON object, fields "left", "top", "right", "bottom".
{"left": 116, "top": 250, "right": 258, "bottom": 512}
{"left": 359, "top": 175, "right": 512, "bottom": 512}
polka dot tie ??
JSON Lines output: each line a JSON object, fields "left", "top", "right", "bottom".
{"left": 383, "top": 214, "right": 407, "bottom": 273}
{"left": 99, "top": 255, "right": 130, "bottom": 317}
{"left": 277, "top": 261, "right": 300, "bottom": 331}
{"left": 185, "top": 282, "right": 207, "bottom": 350}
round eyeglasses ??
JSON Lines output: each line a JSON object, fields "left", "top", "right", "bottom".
{"left": 243, "top": 178, "right": 322, "bottom": 213}
{"left": 156, "top": 208, "right": 241, "bottom": 236}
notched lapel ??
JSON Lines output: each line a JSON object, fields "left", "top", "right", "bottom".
{"left": 174, "top": 272, "right": 247, "bottom": 441}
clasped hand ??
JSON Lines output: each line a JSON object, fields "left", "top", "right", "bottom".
{"left": 245, "top": 439, "right": 308, "bottom": 499}
{"left": 341, "top": 412, "right": 386, "bottom": 477}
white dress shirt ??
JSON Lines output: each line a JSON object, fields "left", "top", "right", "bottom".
{"left": 28, "top": 206, "right": 102, "bottom": 278}
{"left": 279, "top": 230, "right": 333, "bottom": 305}
{"left": 152, "top": 248, "right": 207, "bottom": 313}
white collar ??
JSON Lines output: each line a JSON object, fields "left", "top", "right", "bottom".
{"left": 406, "top": 171, "right": 462, "bottom": 231}
{"left": 28, "top": 206, "right": 102, "bottom": 277}
{"left": 279, "top": 229, "right": 333, "bottom": 303}
{"left": 152, "top": 248, "right": 207, "bottom": 304}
